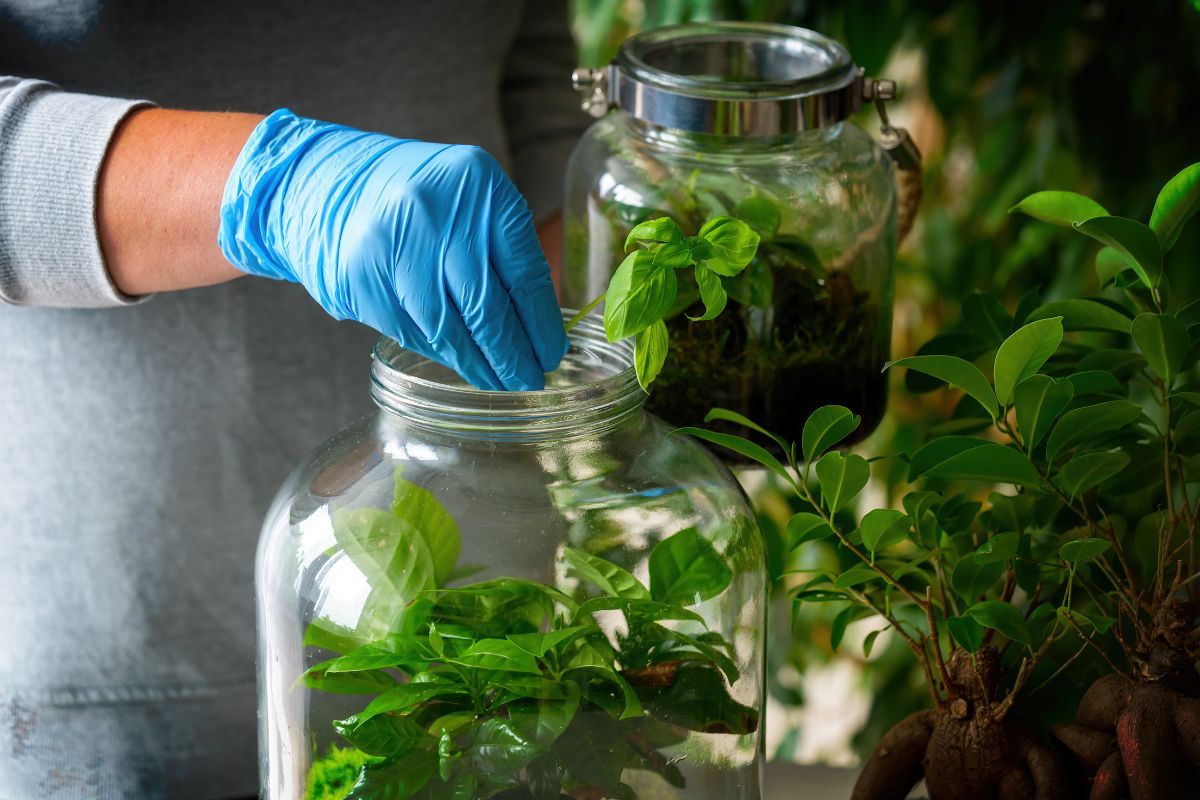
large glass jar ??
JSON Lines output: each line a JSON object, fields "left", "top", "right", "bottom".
{"left": 256, "top": 314, "right": 766, "bottom": 800}
{"left": 564, "top": 22, "right": 899, "bottom": 448}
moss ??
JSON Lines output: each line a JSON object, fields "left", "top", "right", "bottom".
{"left": 306, "top": 745, "right": 383, "bottom": 800}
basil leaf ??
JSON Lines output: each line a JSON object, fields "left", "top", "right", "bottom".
{"left": 633, "top": 319, "right": 669, "bottom": 390}
{"left": 624, "top": 217, "right": 684, "bottom": 251}
{"left": 603, "top": 249, "right": 678, "bottom": 341}
{"left": 698, "top": 216, "right": 761, "bottom": 277}
{"left": 688, "top": 263, "right": 727, "bottom": 321}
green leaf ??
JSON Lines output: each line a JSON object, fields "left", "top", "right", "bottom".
{"left": 324, "top": 635, "right": 432, "bottom": 673}
{"left": 1059, "top": 537, "right": 1112, "bottom": 564}
{"left": 951, "top": 558, "right": 1003, "bottom": 599}
{"left": 961, "top": 291, "right": 1013, "bottom": 348}
{"left": 624, "top": 217, "right": 683, "bottom": 251}
{"left": 946, "top": 616, "right": 985, "bottom": 652}
{"left": 562, "top": 547, "right": 649, "bottom": 600}
{"left": 702, "top": 407, "right": 790, "bottom": 454}
{"left": 640, "top": 664, "right": 758, "bottom": 735}
{"left": 553, "top": 714, "right": 636, "bottom": 793}
{"left": 972, "top": 531, "right": 1020, "bottom": 564}
{"left": 1025, "top": 299, "right": 1133, "bottom": 333}
{"left": 1067, "top": 371, "right": 1123, "bottom": 397}
{"left": 633, "top": 319, "right": 669, "bottom": 390}
{"left": 1045, "top": 401, "right": 1142, "bottom": 461}
{"left": 1014, "top": 375, "right": 1075, "bottom": 449}
{"left": 911, "top": 440, "right": 1041, "bottom": 487}
{"left": 507, "top": 685, "right": 581, "bottom": 748}
{"left": 1095, "top": 246, "right": 1133, "bottom": 287}
{"left": 686, "top": 235, "right": 715, "bottom": 261}
{"left": 1073, "top": 216, "right": 1162, "bottom": 289}
{"left": 674, "top": 427, "right": 794, "bottom": 487}
{"left": 345, "top": 749, "right": 438, "bottom": 800}
{"left": 885, "top": 355, "right": 998, "bottom": 419}
{"left": 815, "top": 451, "right": 870, "bottom": 513}
{"left": 908, "top": 436, "right": 989, "bottom": 481}
{"left": 1009, "top": 190, "right": 1108, "bottom": 226}
{"left": 465, "top": 718, "right": 546, "bottom": 774}
{"left": 345, "top": 682, "right": 468, "bottom": 727}
{"left": 994, "top": 317, "right": 1063, "bottom": 406}
{"left": 965, "top": 600, "right": 1030, "bottom": 645}
{"left": 862, "top": 629, "right": 882, "bottom": 658}
{"left": 859, "top": 509, "right": 910, "bottom": 556}
{"left": 300, "top": 662, "right": 399, "bottom": 695}
{"left": 1149, "top": 162, "right": 1200, "bottom": 251}
{"left": 507, "top": 627, "right": 590, "bottom": 659}
{"left": 391, "top": 473, "right": 461, "bottom": 587}
{"left": 573, "top": 596, "right": 704, "bottom": 626}
{"left": 833, "top": 566, "right": 881, "bottom": 589}
{"left": 335, "top": 714, "right": 434, "bottom": 759}
{"left": 1058, "top": 452, "right": 1130, "bottom": 500}
{"left": 735, "top": 196, "right": 782, "bottom": 237}
{"left": 603, "top": 250, "right": 678, "bottom": 340}
{"left": 449, "top": 639, "right": 542, "bottom": 675}
{"left": 1132, "top": 312, "right": 1190, "bottom": 387}
{"left": 688, "top": 263, "right": 727, "bottom": 321}
{"left": 648, "top": 527, "right": 733, "bottom": 605}
{"left": 786, "top": 512, "right": 836, "bottom": 548}
{"left": 698, "top": 216, "right": 761, "bottom": 277}
{"left": 802, "top": 405, "right": 862, "bottom": 464}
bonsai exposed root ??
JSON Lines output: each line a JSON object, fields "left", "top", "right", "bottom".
{"left": 1053, "top": 674, "right": 1200, "bottom": 800}
{"left": 851, "top": 648, "right": 1070, "bottom": 800}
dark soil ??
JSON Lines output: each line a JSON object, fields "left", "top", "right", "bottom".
{"left": 648, "top": 268, "right": 888, "bottom": 462}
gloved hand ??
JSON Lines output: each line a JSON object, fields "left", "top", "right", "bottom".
{"left": 218, "top": 109, "right": 567, "bottom": 391}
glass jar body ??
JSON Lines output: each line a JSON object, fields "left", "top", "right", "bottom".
{"left": 562, "top": 113, "right": 897, "bottom": 446}
{"left": 256, "top": 334, "right": 767, "bottom": 800}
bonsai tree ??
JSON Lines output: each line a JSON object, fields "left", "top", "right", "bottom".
{"left": 688, "top": 164, "right": 1200, "bottom": 799}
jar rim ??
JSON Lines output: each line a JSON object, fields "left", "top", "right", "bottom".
{"left": 369, "top": 312, "right": 647, "bottom": 440}
{"left": 617, "top": 21, "right": 856, "bottom": 101}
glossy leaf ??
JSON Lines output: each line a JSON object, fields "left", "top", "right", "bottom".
{"left": 1014, "top": 375, "right": 1075, "bottom": 449}
{"left": 1058, "top": 452, "right": 1130, "bottom": 499}
{"left": 862, "top": 629, "right": 883, "bottom": 658}
{"left": 1059, "top": 538, "right": 1112, "bottom": 564}
{"left": 506, "top": 627, "right": 590, "bottom": 659}
{"left": 1045, "top": 401, "right": 1142, "bottom": 461}
{"left": 702, "top": 407, "right": 791, "bottom": 454}
{"left": 324, "top": 635, "right": 432, "bottom": 674}
{"left": 1094, "top": 246, "right": 1133, "bottom": 287}
{"left": 345, "top": 682, "right": 468, "bottom": 727}
{"left": 648, "top": 527, "right": 733, "bottom": 605}
{"left": 1010, "top": 191, "right": 1108, "bottom": 226}
{"left": 965, "top": 600, "right": 1031, "bottom": 645}
{"left": 735, "top": 196, "right": 782, "bottom": 237}
{"left": 1074, "top": 215, "right": 1161, "bottom": 289}
{"left": 345, "top": 749, "right": 438, "bottom": 800}
{"left": 633, "top": 319, "right": 668, "bottom": 390}
{"left": 1026, "top": 298, "right": 1132, "bottom": 334}
{"left": 562, "top": 547, "right": 649, "bottom": 600}
{"left": 674, "top": 427, "right": 794, "bottom": 487}
{"left": 1149, "top": 162, "right": 1200, "bottom": 251}
{"left": 624, "top": 217, "right": 683, "bottom": 251}
{"left": 815, "top": 451, "right": 871, "bottom": 512}
{"left": 391, "top": 473, "right": 462, "bottom": 586}
{"left": 336, "top": 714, "right": 434, "bottom": 759}
{"left": 886, "top": 355, "right": 998, "bottom": 419}
{"left": 859, "top": 508, "right": 910, "bottom": 556}
{"left": 951, "top": 557, "right": 1003, "bottom": 599}
{"left": 650, "top": 241, "right": 692, "bottom": 269}
{"left": 1131, "top": 312, "right": 1189, "bottom": 387}
{"left": 688, "top": 263, "right": 727, "bottom": 321}
{"left": 449, "top": 639, "right": 542, "bottom": 675}
{"left": 961, "top": 291, "right": 1013, "bottom": 347}
{"left": 802, "top": 405, "right": 862, "bottom": 464}
{"left": 994, "top": 317, "right": 1063, "bottom": 406}
{"left": 947, "top": 615, "right": 985, "bottom": 652}
{"left": 908, "top": 436, "right": 990, "bottom": 481}
{"left": 786, "top": 512, "right": 836, "bottom": 548}
{"left": 465, "top": 718, "right": 546, "bottom": 774}
{"left": 698, "top": 216, "right": 761, "bottom": 276}
{"left": 913, "top": 440, "right": 1041, "bottom": 487}
{"left": 833, "top": 566, "right": 881, "bottom": 589}
{"left": 972, "top": 531, "right": 1020, "bottom": 564}
{"left": 603, "top": 250, "right": 677, "bottom": 340}
{"left": 1067, "top": 371, "right": 1123, "bottom": 397}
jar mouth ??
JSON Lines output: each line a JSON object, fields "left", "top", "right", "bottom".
{"left": 370, "top": 312, "right": 646, "bottom": 439}
{"left": 618, "top": 21, "right": 855, "bottom": 101}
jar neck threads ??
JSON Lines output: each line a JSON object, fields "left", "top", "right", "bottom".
{"left": 369, "top": 313, "right": 646, "bottom": 442}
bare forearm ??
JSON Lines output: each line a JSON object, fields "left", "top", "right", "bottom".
{"left": 97, "top": 108, "right": 262, "bottom": 296}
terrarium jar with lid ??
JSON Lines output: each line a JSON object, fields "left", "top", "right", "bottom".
{"left": 256, "top": 314, "right": 766, "bottom": 800}
{"left": 564, "top": 22, "right": 917, "bottom": 449}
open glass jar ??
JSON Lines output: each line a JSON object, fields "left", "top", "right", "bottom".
{"left": 563, "top": 22, "right": 902, "bottom": 448}
{"left": 256, "top": 315, "right": 766, "bottom": 800}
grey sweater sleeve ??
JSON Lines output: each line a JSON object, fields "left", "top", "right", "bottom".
{"left": 501, "top": 0, "right": 590, "bottom": 223}
{"left": 0, "top": 77, "right": 151, "bottom": 307}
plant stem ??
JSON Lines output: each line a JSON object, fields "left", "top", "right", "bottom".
{"left": 564, "top": 294, "right": 605, "bottom": 333}
{"left": 925, "top": 587, "right": 956, "bottom": 699}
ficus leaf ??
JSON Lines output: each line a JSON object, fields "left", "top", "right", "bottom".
{"left": 702, "top": 407, "right": 791, "bottom": 454}
{"left": 815, "top": 451, "right": 870, "bottom": 513}
{"left": 1131, "top": 312, "right": 1189, "bottom": 387}
{"left": 786, "top": 512, "right": 836, "bottom": 548}
{"left": 1025, "top": 299, "right": 1132, "bottom": 334}
{"left": 1073, "top": 215, "right": 1162, "bottom": 289}
{"left": 908, "top": 436, "right": 989, "bottom": 481}
{"left": 1149, "top": 162, "right": 1200, "bottom": 252}
{"left": 965, "top": 600, "right": 1031, "bottom": 645}
{"left": 675, "top": 427, "right": 794, "bottom": 487}
{"left": 951, "top": 557, "right": 1003, "bottom": 599}
{"left": 920, "top": 441, "right": 1041, "bottom": 487}
{"left": 1013, "top": 375, "right": 1074, "bottom": 449}
{"left": 603, "top": 249, "right": 678, "bottom": 341}
{"left": 1059, "top": 537, "right": 1112, "bottom": 564}
{"left": 624, "top": 217, "right": 684, "bottom": 251}
{"left": 1057, "top": 451, "right": 1130, "bottom": 499}
{"left": 946, "top": 615, "right": 985, "bottom": 653}
{"left": 801, "top": 405, "right": 862, "bottom": 464}
{"left": 633, "top": 319, "right": 669, "bottom": 390}
{"left": 1009, "top": 191, "right": 1108, "bottom": 226}
{"left": 859, "top": 509, "right": 910, "bottom": 556}
{"left": 1094, "top": 246, "right": 1133, "bottom": 287}
{"left": 993, "top": 317, "right": 1064, "bottom": 406}
{"left": 688, "top": 263, "right": 727, "bottom": 321}
{"left": 886, "top": 355, "right": 998, "bottom": 419}
{"left": 832, "top": 566, "right": 880, "bottom": 589}
{"left": 1045, "top": 400, "right": 1142, "bottom": 462}
{"left": 698, "top": 216, "right": 761, "bottom": 277}
{"left": 961, "top": 291, "right": 1013, "bottom": 348}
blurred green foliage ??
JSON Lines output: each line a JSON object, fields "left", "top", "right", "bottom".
{"left": 570, "top": 0, "right": 1200, "bottom": 764}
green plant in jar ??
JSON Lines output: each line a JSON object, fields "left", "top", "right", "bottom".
{"left": 301, "top": 472, "right": 756, "bottom": 800}
{"left": 692, "top": 164, "right": 1200, "bottom": 800}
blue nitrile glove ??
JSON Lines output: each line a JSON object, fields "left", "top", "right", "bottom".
{"left": 218, "top": 109, "right": 567, "bottom": 391}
